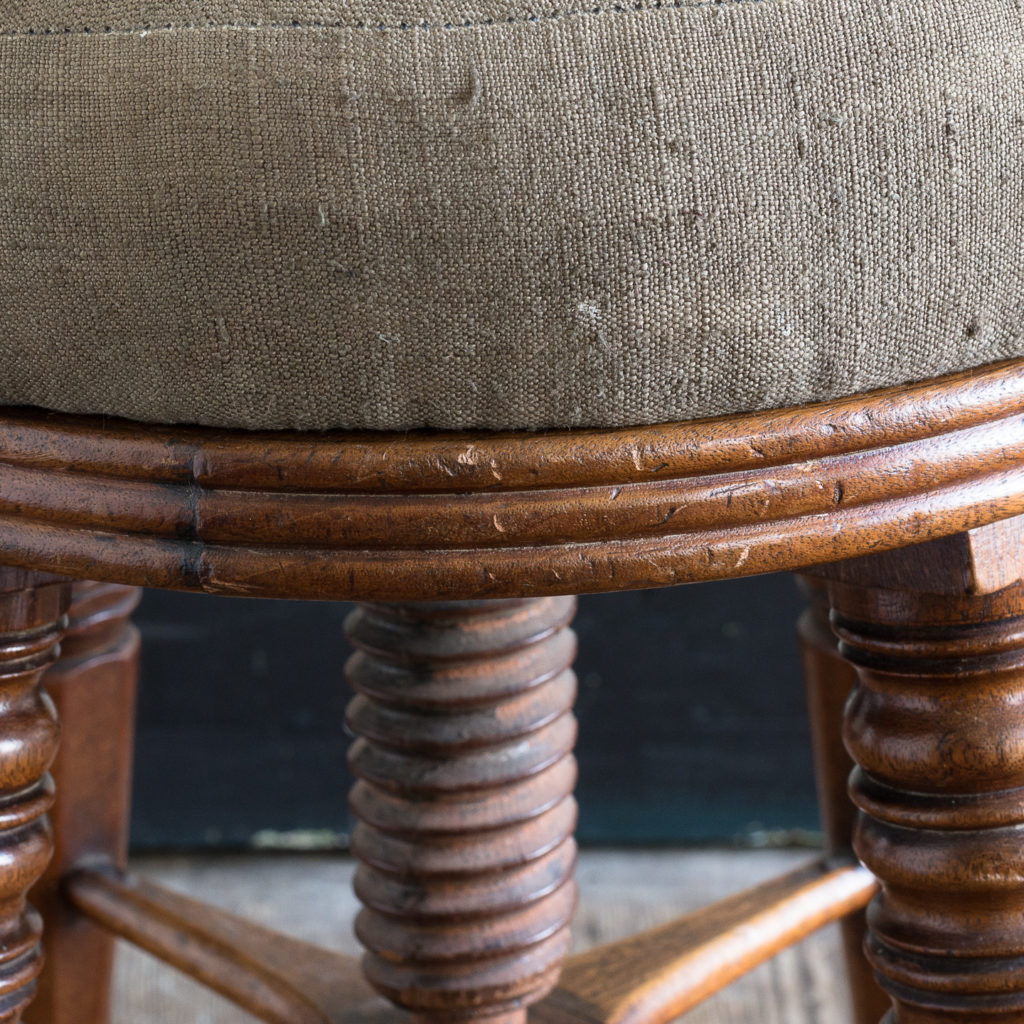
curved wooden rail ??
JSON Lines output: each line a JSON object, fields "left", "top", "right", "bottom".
{"left": 0, "top": 361, "right": 1023, "bottom": 599}
{"left": 65, "top": 858, "right": 876, "bottom": 1024}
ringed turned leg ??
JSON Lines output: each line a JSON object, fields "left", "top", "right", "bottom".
{"left": 821, "top": 532, "right": 1024, "bottom": 1022}
{"left": 26, "top": 583, "right": 141, "bottom": 1024}
{"left": 797, "top": 577, "right": 890, "bottom": 1024}
{"left": 345, "top": 597, "right": 579, "bottom": 1024}
{"left": 0, "top": 569, "right": 68, "bottom": 1022}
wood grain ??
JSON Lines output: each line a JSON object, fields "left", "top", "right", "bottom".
{"left": 797, "top": 579, "right": 890, "bottom": 1024}
{"left": 25, "top": 582, "right": 140, "bottom": 1024}
{"left": 806, "top": 514, "right": 1024, "bottom": 596}
{"left": 964, "top": 516, "right": 1024, "bottom": 594}
{"left": 66, "top": 865, "right": 386, "bottom": 1024}
{"left": 105, "top": 852, "right": 850, "bottom": 1024}
{"left": 69, "top": 854, "right": 871, "bottom": 1024}
{"left": 5, "top": 362, "right": 1024, "bottom": 1022}
{"left": 823, "top": 540, "right": 1024, "bottom": 1021}
{"left": 0, "top": 361, "right": 1022, "bottom": 599}
{"left": 346, "top": 599, "right": 579, "bottom": 1024}
{"left": 0, "top": 569, "right": 68, "bottom": 1022}
{"left": 534, "top": 857, "right": 875, "bottom": 1024}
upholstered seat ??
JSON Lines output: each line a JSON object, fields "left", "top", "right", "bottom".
{"left": 2, "top": 0, "right": 1023, "bottom": 431}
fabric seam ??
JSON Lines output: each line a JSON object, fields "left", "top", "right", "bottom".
{"left": 0, "top": 0, "right": 764, "bottom": 40}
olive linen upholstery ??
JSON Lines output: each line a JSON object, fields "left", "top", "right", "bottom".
{"left": 1, "top": 1, "right": 1022, "bottom": 431}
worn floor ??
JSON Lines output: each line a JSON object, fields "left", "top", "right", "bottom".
{"left": 114, "top": 850, "right": 851, "bottom": 1024}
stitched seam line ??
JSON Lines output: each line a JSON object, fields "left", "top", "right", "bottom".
{"left": 0, "top": 0, "right": 764, "bottom": 40}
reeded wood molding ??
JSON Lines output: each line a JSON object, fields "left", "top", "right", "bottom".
{"left": 0, "top": 362, "right": 1023, "bottom": 599}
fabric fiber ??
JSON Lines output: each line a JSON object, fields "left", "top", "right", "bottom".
{"left": 1, "top": 1, "right": 1023, "bottom": 430}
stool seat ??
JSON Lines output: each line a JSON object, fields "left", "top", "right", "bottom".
{"left": 2, "top": 0, "right": 1023, "bottom": 432}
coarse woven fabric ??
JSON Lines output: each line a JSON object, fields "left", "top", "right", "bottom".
{"left": 1, "top": 1, "right": 1023, "bottom": 432}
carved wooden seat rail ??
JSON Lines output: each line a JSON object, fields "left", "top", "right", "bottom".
{"left": 3, "top": 359, "right": 1024, "bottom": 1024}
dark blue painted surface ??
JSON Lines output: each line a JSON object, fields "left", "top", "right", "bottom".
{"left": 129, "top": 576, "right": 818, "bottom": 850}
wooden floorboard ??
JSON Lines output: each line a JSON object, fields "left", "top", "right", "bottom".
{"left": 112, "top": 849, "right": 853, "bottom": 1024}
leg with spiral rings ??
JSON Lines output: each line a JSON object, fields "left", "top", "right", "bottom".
{"left": 345, "top": 597, "right": 579, "bottom": 1024}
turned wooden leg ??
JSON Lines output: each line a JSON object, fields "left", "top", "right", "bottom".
{"left": 821, "top": 538, "right": 1024, "bottom": 1022}
{"left": 26, "top": 583, "right": 140, "bottom": 1024}
{"left": 797, "top": 577, "right": 890, "bottom": 1024}
{"left": 345, "top": 598, "right": 578, "bottom": 1024}
{"left": 0, "top": 569, "right": 69, "bottom": 1023}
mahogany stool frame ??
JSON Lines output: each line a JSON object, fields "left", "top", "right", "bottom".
{"left": 2, "top": 360, "right": 1024, "bottom": 1023}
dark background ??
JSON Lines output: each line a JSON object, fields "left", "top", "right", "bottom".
{"left": 129, "top": 574, "right": 820, "bottom": 851}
